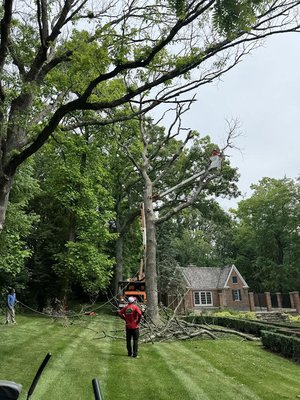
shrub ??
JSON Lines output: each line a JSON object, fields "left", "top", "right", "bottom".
{"left": 187, "top": 315, "right": 277, "bottom": 337}
{"left": 212, "top": 311, "right": 233, "bottom": 318}
{"left": 212, "top": 310, "right": 257, "bottom": 320}
{"left": 286, "top": 314, "right": 300, "bottom": 324}
{"left": 261, "top": 330, "right": 300, "bottom": 362}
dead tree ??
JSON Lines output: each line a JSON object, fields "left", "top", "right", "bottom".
{"left": 118, "top": 97, "right": 240, "bottom": 323}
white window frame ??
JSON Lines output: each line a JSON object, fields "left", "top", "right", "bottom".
{"left": 194, "top": 291, "right": 213, "bottom": 306}
{"left": 232, "top": 289, "right": 241, "bottom": 301}
{"left": 232, "top": 275, "right": 238, "bottom": 284}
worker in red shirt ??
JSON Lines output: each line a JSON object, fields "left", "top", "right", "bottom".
{"left": 118, "top": 296, "right": 142, "bottom": 358}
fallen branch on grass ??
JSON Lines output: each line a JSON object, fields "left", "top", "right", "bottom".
{"left": 179, "top": 319, "right": 260, "bottom": 342}
{"left": 96, "top": 307, "right": 259, "bottom": 343}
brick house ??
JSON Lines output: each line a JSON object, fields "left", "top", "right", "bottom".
{"left": 165, "top": 264, "right": 250, "bottom": 312}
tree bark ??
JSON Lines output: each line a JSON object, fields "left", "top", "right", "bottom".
{"left": 144, "top": 178, "right": 160, "bottom": 323}
{"left": 0, "top": 172, "right": 14, "bottom": 232}
{"left": 114, "top": 235, "right": 124, "bottom": 296}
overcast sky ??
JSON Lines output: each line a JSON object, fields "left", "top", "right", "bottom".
{"left": 184, "top": 33, "right": 300, "bottom": 211}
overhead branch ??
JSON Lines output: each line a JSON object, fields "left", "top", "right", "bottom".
{"left": 37, "top": 0, "right": 49, "bottom": 47}
{"left": 74, "top": 1, "right": 216, "bottom": 103}
{"left": 156, "top": 170, "right": 218, "bottom": 225}
{"left": 0, "top": 0, "right": 13, "bottom": 71}
{"left": 0, "top": 0, "right": 13, "bottom": 101}
{"left": 155, "top": 120, "right": 240, "bottom": 224}
{"left": 150, "top": 98, "right": 195, "bottom": 163}
{"left": 26, "top": 0, "right": 75, "bottom": 81}
{"left": 153, "top": 128, "right": 194, "bottom": 186}
{"left": 5, "top": 0, "right": 300, "bottom": 172}
{"left": 116, "top": 136, "right": 142, "bottom": 176}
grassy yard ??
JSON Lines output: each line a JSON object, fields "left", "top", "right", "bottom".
{"left": 1, "top": 307, "right": 299, "bottom": 400}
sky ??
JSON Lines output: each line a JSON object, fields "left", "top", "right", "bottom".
{"left": 181, "top": 33, "right": 300, "bottom": 211}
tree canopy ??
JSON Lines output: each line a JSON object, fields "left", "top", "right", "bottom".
{"left": 1, "top": 0, "right": 300, "bottom": 229}
{"left": 0, "top": 1, "right": 300, "bottom": 310}
{"left": 232, "top": 177, "right": 300, "bottom": 292}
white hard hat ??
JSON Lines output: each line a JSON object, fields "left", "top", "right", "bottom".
{"left": 128, "top": 296, "right": 136, "bottom": 303}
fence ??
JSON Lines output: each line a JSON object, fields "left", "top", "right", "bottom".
{"left": 251, "top": 291, "right": 299, "bottom": 312}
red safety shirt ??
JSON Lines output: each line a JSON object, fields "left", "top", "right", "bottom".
{"left": 118, "top": 303, "right": 142, "bottom": 329}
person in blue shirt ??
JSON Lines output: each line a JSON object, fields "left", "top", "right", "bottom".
{"left": 6, "top": 288, "right": 17, "bottom": 324}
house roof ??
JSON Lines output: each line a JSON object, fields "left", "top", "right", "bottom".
{"left": 181, "top": 264, "right": 249, "bottom": 290}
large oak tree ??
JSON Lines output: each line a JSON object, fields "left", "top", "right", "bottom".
{"left": 0, "top": 0, "right": 300, "bottom": 231}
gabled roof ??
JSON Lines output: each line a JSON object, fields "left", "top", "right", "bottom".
{"left": 181, "top": 264, "right": 249, "bottom": 290}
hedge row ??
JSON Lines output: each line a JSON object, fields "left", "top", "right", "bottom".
{"left": 185, "top": 315, "right": 300, "bottom": 361}
{"left": 261, "top": 330, "right": 300, "bottom": 362}
{"left": 186, "top": 315, "right": 278, "bottom": 337}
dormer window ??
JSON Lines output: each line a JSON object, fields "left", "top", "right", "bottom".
{"left": 232, "top": 276, "right": 238, "bottom": 284}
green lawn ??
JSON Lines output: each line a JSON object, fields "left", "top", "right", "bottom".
{"left": 0, "top": 308, "right": 299, "bottom": 400}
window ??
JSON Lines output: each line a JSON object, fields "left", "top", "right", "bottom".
{"left": 194, "top": 291, "right": 213, "bottom": 306}
{"left": 232, "top": 276, "right": 238, "bottom": 284}
{"left": 232, "top": 289, "right": 242, "bottom": 301}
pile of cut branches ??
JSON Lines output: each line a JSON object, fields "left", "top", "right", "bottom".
{"left": 139, "top": 312, "right": 259, "bottom": 343}
{"left": 98, "top": 306, "right": 259, "bottom": 343}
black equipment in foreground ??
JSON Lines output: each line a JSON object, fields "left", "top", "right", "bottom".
{"left": 0, "top": 353, "right": 51, "bottom": 400}
{"left": 0, "top": 354, "right": 104, "bottom": 399}
{"left": 26, "top": 353, "right": 52, "bottom": 400}
{"left": 92, "top": 378, "right": 104, "bottom": 400}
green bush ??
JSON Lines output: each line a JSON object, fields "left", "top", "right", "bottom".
{"left": 261, "top": 330, "right": 300, "bottom": 362}
{"left": 286, "top": 314, "right": 300, "bottom": 324}
{"left": 212, "top": 310, "right": 257, "bottom": 320}
{"left": 212, "top": 310, "right": 234, "bottom": 318}
{"left": 187, "top": 315, "right": 277, "bottom": 337}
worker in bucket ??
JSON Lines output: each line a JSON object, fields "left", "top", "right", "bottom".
{"left": 118, "top": 296, "right": 142, "bottom": 358}
{"left": 6, "top": 288, "right": 17, "bottom": 324}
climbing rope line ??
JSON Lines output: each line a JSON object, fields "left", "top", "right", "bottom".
{"left": 15, "top": 278, "right": 183, "bottom": 321}
{"left": 16, "top": 288, "right": 124, "bottom": 320}
{"left": 17, "top": 301, "right": 67, "bottom": 318}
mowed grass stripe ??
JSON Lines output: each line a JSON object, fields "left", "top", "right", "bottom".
{"left": 0, "top": 315, "right": 75, "bottom": 384}
{"left": 30, "top": 314, "right": 116, "bottom": 400}
{"left": 2, "top": 311, "right": 300, "bottom": 400}
{"left": 153, "top": 343, "right": 209, "bottom": 400}
{"left": 156, "top": 340, "right": 261, "bottom": 400}
{"left": 105, "top": 337, "right": 192, "bottom": 400}
{"left": 186, "top": 339, "right": 300, "bottom": 399}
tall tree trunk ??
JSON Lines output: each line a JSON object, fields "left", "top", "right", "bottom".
{"left": 144, "top": 179, "right": 160, "bottom": 323}
{"left": 114, "top": 235, "right": 124, "bottom": 296}
{"left": 0, "top": 93, "right": 34, "bottom": 232}
{"left": 0, "top": 172, "right": 14, "bottom": 232}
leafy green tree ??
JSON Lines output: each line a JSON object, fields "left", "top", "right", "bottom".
{"left": 104, "top": 126, "right": 144, "bottom": 295}
{"left": 26, "top": 128, "right": 115, "bottom": 303}
{"left": 0, "top": 162, "right": 39, "bottom": 289}
{"left": 232, "top": 177, "right": 300, "bottom": 292}
{"left": 0, "top": 0, "right": 299, "bottom": 231}
{"left": 162, "top": 204, "right": 234, "bottom": 267}
{"left": 157, "top": 203, "right": 235, "bottom": 298}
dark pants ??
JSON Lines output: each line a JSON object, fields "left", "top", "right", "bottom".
{"left": 126, "top": 328, "right": 139, "bottom": 357}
